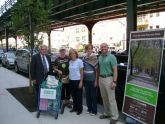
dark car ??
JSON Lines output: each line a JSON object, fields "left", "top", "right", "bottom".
{"left": 1, "top": 52, "right": 15, "bottom": 68}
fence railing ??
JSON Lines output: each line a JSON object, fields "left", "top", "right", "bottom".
{"left": 0, "top": 0, "right": 17, "bottom": 16}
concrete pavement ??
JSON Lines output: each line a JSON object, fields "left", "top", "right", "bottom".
{"left": 0, "top": 67, "right": 126, "bottom": 124}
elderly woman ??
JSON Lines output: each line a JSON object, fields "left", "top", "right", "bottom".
{"left": 54, "top": 47, "right": 71, "bottom": 114}
{"left": 83, "top": 44, "right": 98, "bottom": 115}
{"left": 69, "top": 49, "right": 84, "bottom": 115}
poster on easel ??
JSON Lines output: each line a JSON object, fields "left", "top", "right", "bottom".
{"left": 122, "top": 29, "right": 165, "bottom": 124}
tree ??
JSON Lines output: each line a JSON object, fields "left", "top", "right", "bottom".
{"left": 10, "top": 0, "right": 53, "bottom": 48}
{"left": 10, "top": 0, "right": 53, "bottom": 92}
{"left": 129, "top": 40, "right": 141, "bottom": 75}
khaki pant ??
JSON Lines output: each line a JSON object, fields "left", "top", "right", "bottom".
{"left": 99, "top": 76, "right": 119, "bottom": 120}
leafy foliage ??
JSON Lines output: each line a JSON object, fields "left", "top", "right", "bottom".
{"left": 10, "top": 0, "right": 53, "bottom": 47}
{"left": 130, "top": 40, "right": 163, "bottom": 81}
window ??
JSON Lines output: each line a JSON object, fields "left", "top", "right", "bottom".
{"left": 156, "top": 13, "right": 160, "bottom": 17}
{"left": 156, "top": 25, "right": 159, "bottom": 29}
{"left": 76, "top": 28, "right": 79, "bottom": 33}
{"left": 150, "top": 14, "right": 153, "bottom": 17}
{"left": 82, "top": 36, "right": 86, "bottom": 42}
{"left": 82, "top": 27, "right": 86, "bottom": 32}
{"left": 150, "top": 26, "right": 153, "bottom": 29}
{"left": 76, "top": 37, "right": 80, "bottom": 42}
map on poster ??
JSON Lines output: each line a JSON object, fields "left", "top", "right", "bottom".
{"left": 122, "top": 29, "right": 165, "bottom": 124}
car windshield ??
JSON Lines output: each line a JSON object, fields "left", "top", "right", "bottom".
{"left": 27, "top": 49, "right": 38, "bottom": 55}
{"left": 6, "top": 53, "right": 15, "bottom": 58}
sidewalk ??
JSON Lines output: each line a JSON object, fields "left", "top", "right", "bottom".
{"left": 0, "top": 67, "right": 125, "bottom": 124}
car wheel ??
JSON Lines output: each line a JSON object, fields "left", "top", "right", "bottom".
{"left": 27, "top": 64, "right": 29, "bottom": 73}
{"left": 2, "top": 62, "right": 4, "bottom": 67}
{"left": 6, "top": 62, "right": 9, "bottom": 68}
{"left": 15, "top": 63, "right": 19, "bottom": 73}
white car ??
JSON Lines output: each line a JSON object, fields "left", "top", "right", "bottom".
{"left": 1, "top": 52, "right": 15, "bottom": 68}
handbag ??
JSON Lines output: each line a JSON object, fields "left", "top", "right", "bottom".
{"left": 61, "top": 75, "right": 69, "bottom": 84}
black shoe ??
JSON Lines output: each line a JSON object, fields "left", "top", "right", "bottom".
{"left": 99, "top": 115, "right": 110, "bottom": 119}
{"left": 110, "top": 119, "right": 118, "bottom": 124}
{"left": 77, "top": 111, "right": 82, "bottom": 115}
{"left": 70, "top": 109, "right": 76, "bottom": 112}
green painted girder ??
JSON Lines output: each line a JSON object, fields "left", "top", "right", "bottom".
{"left": 1, "top": 0, "right": 165, "bottom": 36}
{"left": 49, "top": 0, "right": 165, "bottom": 26}
{"left": 50, "top": 0, "right": 125, "bottom": 21}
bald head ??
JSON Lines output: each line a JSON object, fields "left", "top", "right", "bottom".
{"left": 100, "top": 43, "right": 108, "bottom": 54}
{"left": 100, "top": 43, "right": 108, "bottom": 47}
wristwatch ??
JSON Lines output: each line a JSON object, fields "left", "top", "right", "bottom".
{"left": 113, "top": 81, "right": 117, "bottom": 84}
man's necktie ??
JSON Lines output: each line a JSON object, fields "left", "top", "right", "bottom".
{"left": 42, "top": 55, "right": 48, "bottom": 74}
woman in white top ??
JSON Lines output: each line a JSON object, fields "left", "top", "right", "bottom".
{"left": 69, "top": 49, "right": 83, "bottom": 115}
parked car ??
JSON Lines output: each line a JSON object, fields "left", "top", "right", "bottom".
{"left": 50, "top": 52, "right": 59, "bottom": 65}
{"left": 14, "top": 48, "right": 38, "bottom": 73}
{"left": 0, "top": 49, "right": 4, "bottom": 63}
{"left": 1, "top": 52, "right": 15, "bottom": 68}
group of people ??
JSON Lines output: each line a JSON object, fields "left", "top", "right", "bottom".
{"left": 30, "top": 43, "right": 119, "bottom": 124}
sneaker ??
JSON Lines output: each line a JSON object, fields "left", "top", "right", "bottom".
{"left": 86, "top": 110, "right": 92, "bottom": 114}
{"left": 86, "top": 111, "right": 90, "bottom": 114}
{"left": 90, "top": 113, "right": 97, "bottom": 116}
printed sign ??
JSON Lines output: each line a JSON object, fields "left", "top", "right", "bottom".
{"left": 40, "top": 88, "right": 56, "bottom": 100}
{"left": 123, "top": 29, "right": 165, "bottom": 124}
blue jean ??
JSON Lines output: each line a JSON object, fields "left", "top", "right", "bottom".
{"left": 84, "top": 80, "right": 97, "bottom": 114}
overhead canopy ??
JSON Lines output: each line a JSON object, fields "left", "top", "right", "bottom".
{"left": 0, "top": 0, "right": 165, "bottom": 37}
{"left": 49, "top": 0, "right": 165, "bottom": 29}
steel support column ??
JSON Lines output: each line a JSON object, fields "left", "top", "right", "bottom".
{"left": 126, "top": 0, "right": 137, "bottom": 52}
{"left": 47, "top": 30, "right": 51, "bottom": 52}
{"left": 85, "top": 21, "right": 97, "bottom": 44}
{"left": 14, "top": 35, "right": 17, "bottom": 49}
{"left": 0, "top": 39, "right": 2, "bottom": 46}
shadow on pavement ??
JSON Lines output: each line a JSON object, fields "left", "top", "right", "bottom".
{"left": 7, "top": 87, "right": 36, "bottom": 112}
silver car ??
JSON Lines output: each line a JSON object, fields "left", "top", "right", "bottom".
{"left": 1, "top": 52, "right": 15, "bottom": 68}
{"left": 14, "top": 48, "right": 38, "bottom": 73}
{"left": 0, "top": 49, "right": 4, "bottom": 63}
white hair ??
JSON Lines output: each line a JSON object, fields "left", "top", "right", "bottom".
{"left": 39, "top": 44, "right": 48, "bottom": 50}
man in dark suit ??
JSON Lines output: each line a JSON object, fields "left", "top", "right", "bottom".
{"left": 30, "top": 44, "right": 52, "bottom": 108}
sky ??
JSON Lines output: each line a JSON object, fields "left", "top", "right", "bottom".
{"left": 0, "top": 0, "right": 6, "bottom": 6}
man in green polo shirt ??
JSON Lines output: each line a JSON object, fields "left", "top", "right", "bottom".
{"left": 98, "top": 43, "right": 119, "bottom": 124}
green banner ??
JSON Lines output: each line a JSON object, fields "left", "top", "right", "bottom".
{"left": 125, "top": 83, "right": 157, "bottom": 106}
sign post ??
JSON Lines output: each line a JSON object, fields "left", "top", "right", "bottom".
{"left": 123, "top": 29, "right": 165, "bottom": 124}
